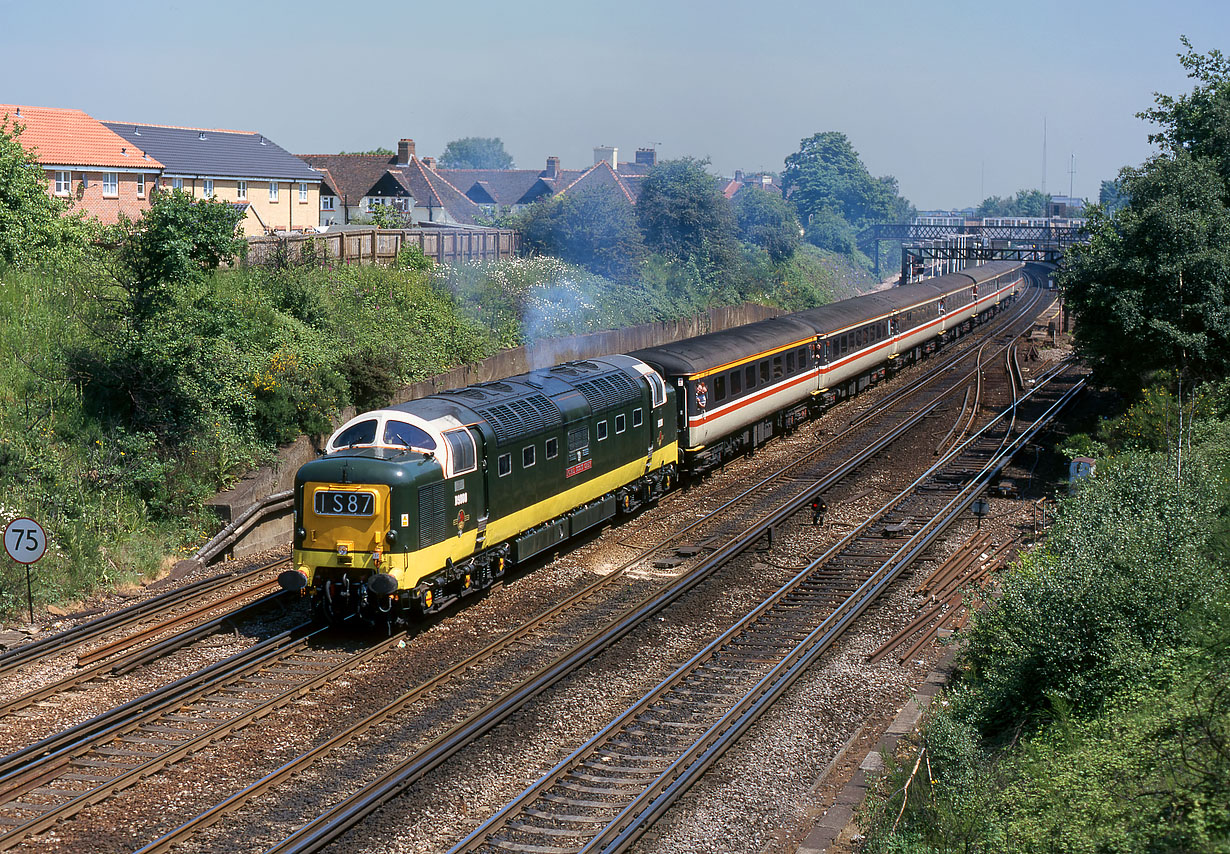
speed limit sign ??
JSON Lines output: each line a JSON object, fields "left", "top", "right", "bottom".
{"left": 4, "top": 518, "right": 47, "bottom": 564}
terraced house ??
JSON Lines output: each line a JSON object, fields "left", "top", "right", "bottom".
{"left": 2, "top": 103, "right": 164, "bottom": 225}
{"left": 104, "top": 121, "right": 321, "bottom": 237}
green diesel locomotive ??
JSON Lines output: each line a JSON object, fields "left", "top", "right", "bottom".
{"left": 281, "top": 355, "right": 677, "bottom": 628}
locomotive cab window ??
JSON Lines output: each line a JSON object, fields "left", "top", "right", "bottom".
{"left": 597, "top": 420, "right": 608, "bottom": 441}
{"left": 383, "top": 420, "right": 436, "bottom": 452}
{"left": 647, "top": 371, "right": 667, "bottom": 408}
{"left": 615, "top": 414, "right": 626, "bottom": 433}
{"left": 498, "top": 453, "right": 512, "bottom": 477}
{"left": 332, "top": 419, "right": 377, "bottom": 450}
{"left": 522, "top": 445, "right": 535, "bottom": 468}
{"left": 632, "top": 408, "right": 643, "bottom": 428}
{"left": 545, "top": 437, "right": 559, "bottom": 459}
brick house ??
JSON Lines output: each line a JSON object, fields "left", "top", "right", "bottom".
{"left": 104, "top": 121, "right": 322, "bottom": 237}
{"left": 1, "top": 104, "right": 164, "bottom": 225}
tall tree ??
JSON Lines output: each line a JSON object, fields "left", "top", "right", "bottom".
{"left": 1099, "top": 178, "right": 1128, "bottom": 212}
{"left": 975, "top": 189, "right": 1050, "bottom": 218}
{"left": 516, "top": 187, "right": 645, "bottom": 281}
{"left": 1062, "top": 39, "right": 1230, "bottom": 391}
{"left": 733, "top": 187, "right": 800, "bottom": 263}
{"left": 438, "top": 137, "right": 515, "bottom": 170}
{"left": 781, "top": 132, "right": 896, "bottom": 230}
{"left": 636, "top": 157, "right": 741, "bottom": 269}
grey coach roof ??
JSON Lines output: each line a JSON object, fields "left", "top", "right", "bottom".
{"left": 103, "top": 122, "right": 320, "bottom": 181}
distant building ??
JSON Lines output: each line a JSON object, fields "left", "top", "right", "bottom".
{"left": 1047, "top": 195, "right": 1086, "bottom": 218}
{"left": 104, "top": 121, "right": 321, "bottom": 237}
{"left": 720, "top": 170, "right": 781, "bottom": 200}
{"left": 2, "top": 103, "right": 164, "bottom": 225}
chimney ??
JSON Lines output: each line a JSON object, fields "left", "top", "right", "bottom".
{"left": 734, "top": 170, "right": 745, "bottom": 183}
{"left": 545, "top": 156, "right": 560, "bottom": 179}
{"left": 422, "top": 156, "right": 436, "bottom": 169}
{"left": 593, "top": 145, "right": 617, "bottom": 168}
{"left": 635, "top": 147, "right": 656, "bottom": 167}
{"left": 398, "top": 138, "right": 415, "bottom": 165}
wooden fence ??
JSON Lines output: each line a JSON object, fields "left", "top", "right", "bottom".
{"left": 245, "top": 227, "right": 518, "bottom": 267}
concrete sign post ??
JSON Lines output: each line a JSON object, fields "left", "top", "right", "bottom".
{"left": 4, "top": 518, "right": 47, "bottom": 623}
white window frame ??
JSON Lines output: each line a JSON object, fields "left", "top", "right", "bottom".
{"left": 632, "top": 408, "right": 643, "bottom": 428}
{"left": 299, "top": 182, "right": 308, "bottom": 202}
{"left": 102, "top": 172, "right": 118, "bottom": 196}
{"left": 136, "top": 173, "right": 145, "bottom": 198}
{"left": 268, "top": 181, "right": 279, "bottom": 202}
{"left": 54, "top": 171, "right": 71, "bottom": 195}
{"left": 596, "top": 420, "right": 608, "bottom": 441}
{"left": 320, "top": 196, "right": 335, "bottom": 211}
{"left": 545, "top": 437, "right": 558, "bottom": 459}
{"left": 237, "top": 180, "right": 247, "bottom": 201}
{"left": 171, "top": 177, "right": 184, "bottom": 190}
{"left": 615, "top": 413, "right": 626, "bottom": 434}
{"left": 522, "top": 445, "right": 535, "bottom": 469}
{"left": 498, "top": 453, "right": 512, "bottom": 477}
{"left": 203, "top": 179, "right": 214, "bottom": 198}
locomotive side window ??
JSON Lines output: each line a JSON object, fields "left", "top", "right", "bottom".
{"left": 597, "top": 421, "right": 608, "bottom": 441}
{"left": 442, "top": 429, "right": 477, "bottom": 475}
{"left": 632, "top": 408, "right": 643, "bottom": 428}
{"left": 615, "top": 414, "right": 626, "bottom": 433}
{"left": 333, "top": 419, "right": 377, "bottom": 450}
{"left": 730, "top": 370, "right": 741, "bottom": 396}
{"left": 522, "top": 445, "right": 535, "bottom": 468}
{"left": 498, "top": 453, "right": 512, "bottom": 477}
{"left": 545, "top": 437, "right": 559, "bottom": 459}
{"left": 646, "top": 371, "right": 667, "bottom": 407}
{"left": 714, "top": 374, "right": 726, "bottom": 402}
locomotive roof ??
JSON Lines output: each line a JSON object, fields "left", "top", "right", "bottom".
{"left": 386, "top": 356, "right": 646, "bottom": 445}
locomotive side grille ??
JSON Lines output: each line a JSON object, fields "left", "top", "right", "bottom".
{"left": 575, "top": 372, "right": 640, "bottom": 412}
{"left": 476, "top": 393, "right": 563, "bottom": 445}
{"left": 418, "top": 481, "right": 451, "bottom": 547}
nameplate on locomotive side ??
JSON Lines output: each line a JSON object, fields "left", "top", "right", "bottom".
{"left": 565, "top": 460, "right": 592, "bottom": 478}
{"left": 314, "top": 490, "right": 376, "bottom": 516}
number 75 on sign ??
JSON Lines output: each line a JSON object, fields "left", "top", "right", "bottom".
{"left": 4, "top": 518, "right": 47, "bottom": 564}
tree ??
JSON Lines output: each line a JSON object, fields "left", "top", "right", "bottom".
{"left": 0, "top": 115, "right": 93, "bottom": 269}
{"left": 781, "top": 132, "right": 897, "bottom": 230}
{"left": 1062, "top": 39, "right": 1230, "bottom": 391}
{"left": 975, "top": 188, "right": 1049, "bottom": 218}
{"left": 733, "top": 187, "right": 800, "bottom": 263}
{"left": 1099, "top": 178, "right": 1128, "bottom": 212}
{"left": 516, "top": 187, "right": 645, "bottom": 281}
{"left": 636, "top": 157, "right": 741, "bottom": 268}
{"left": 438, "top": 137, "right": 514, "bottom": 170}
{"left": 339, "top": 147, "right": 394, "bottom": 156}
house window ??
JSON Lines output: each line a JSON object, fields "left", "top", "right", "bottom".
{"left": 299, "top": 182, "right": 308, "bottom": 202}
{"left": 545, "top": 437, "right": 558, "bottom": 459}
{"left": 632, "top": 408, "right": 643, "bottom": 428}
{"left": 203, "top": 179, "right": 214, "bottom": 198}
{"left": 321, "top": 196, "right": 335, "bottom": 211}
{"left": 522, "top": 445, "right": 535, "bottom": 468}
{"left": 172, "top": 178, "right": 183, "bottom": 190}
{"left": 54, "top": 171, "right": 71, "bottom": 195}
{"left": 268, "top": 181, "right": 279, "bottom": 202}
{"left": 615, "top": 414, "right": 626, "bottom": 434}
{"left": 498, "top": 453, "right": 511, "bottom": 477}
{"left": 597, "top": 421, "right": 608, "bottom": 441}
{"left": 102, "top": 172, "right": 118, "bottom": 196}
{"left": 237, "top": 181, "right": 247, "bottom": 200}
{"left": 136, "top": 174, "right": 145, "bottom": 198}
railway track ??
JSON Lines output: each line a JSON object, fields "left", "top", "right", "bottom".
{"left": 123, "top": 286, "right": 1058, "bottom": 854}
{"left": 448, "top": 363, "right": 1085, "bottom": 854}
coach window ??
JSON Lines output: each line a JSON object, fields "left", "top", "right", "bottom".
{"left": 773, "top": 355, "right": 783, "bottom": 378}
{"left": 760, "top": 360, "right": 770, "bottom": 384}
{"left": 498, "top": 453, "right": 512, "bottom": 477}
{"left": 546, "top": 437, "right": 559, "bottom": 459}
{"left": 746, "top": 365, "right": 757, "bottom": 389}
{"left": 522, "top": 445, "right": 535, "bottom": 468}
{"left": 730, "top": 370, "right": 741, "bottom": 396}
{"left": 786, "top": 350, "right": 796, "bottom": 373}
{"left": 597, "top": 420, "right": 608, "bottom": 441}
{"left": 799, "top": 347, "right": 810, "bottom": 368}
{"left": 714, "top": 374, "right": 726, "bottom": 402}
{"left": 632, "top": 408, "right": 643, "bottom": 428}
{"left": 615, "top": 413, "right": 626, "bottom": 433}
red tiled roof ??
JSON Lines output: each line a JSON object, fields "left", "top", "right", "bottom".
{"left": 0, "top": 104, "right": 163, "bottom": 170}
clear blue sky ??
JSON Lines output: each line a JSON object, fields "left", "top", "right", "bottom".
{"left": 4, "top": 0, "right": 1227, "bottom": 209}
